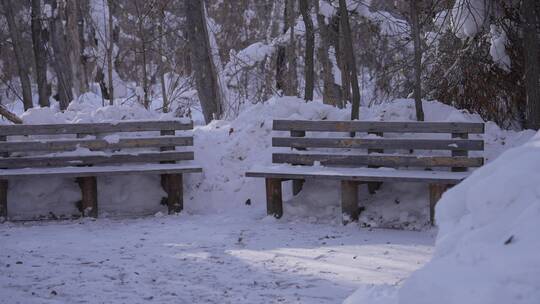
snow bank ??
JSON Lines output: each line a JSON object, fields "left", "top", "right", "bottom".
{"left": 6, "top": 94, "right": 535, "bottom": 228}
{"left": 344, "top": 132, "right": 540, "bottom": 303}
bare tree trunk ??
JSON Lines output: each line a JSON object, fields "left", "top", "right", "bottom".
{"left": 285, "top": 0, "right": 298, "bottom": 96}
{"left": 523, "top": 0, "right": 540, "bottom": 129}
{"left": 338, "top": 0, "right": 360, "bottom": 121}
{"left": 66, "top": 0, "right": 88, "bottom": 97}
{"left": 0, "top": 105, "right": 22, "bottom": 124}
{"left": 31, "top": 0, "right": 50, "bottom": 107}
{"left": 186, "top": 0, "right": 223, "bottom": 123}
{"left": 48, "top": 0, "right": 73, "bottom": 110}
{"left": 410, "top": 0, "right": 425, "bottom": 121}
{"left": 107, "top": 0, "right": 115, "bottom": 105}
{"left": 299, "top": 0, "right": 314, "bottom": 101}
{"left": 158, "top": 8, "right": 169, "bottom": 113}
{"left": 1, "top": 0, "right": 33, "bottom": 110}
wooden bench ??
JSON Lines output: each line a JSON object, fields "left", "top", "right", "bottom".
{"left": 246, "top": 120, "right": 484, "bottom": 225}
{"left": 0, "top": 120, "right": 202, "bottom": 220}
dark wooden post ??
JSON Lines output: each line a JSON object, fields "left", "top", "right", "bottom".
{"left": 265, "top": 178, "right": 283, "bottom": 218}
{"left": 452, "top": 132, "right": 468, "bottom": 172}
{"left": 341, "top": 180, "right": 359, "bottom": 225}
{"left": 165, "top": 173, "right": 183, "bottom": 214}
{"left": 367, "top": 132, "right": 383, "bottom": 194}
{"left": 429, "top": 183, "right": 447, "bottom": 225}
{"left": 0, "top": 135, "right": 7, "bottom": 220}
{"left": 290, "top": 130, "right": 306, "bottom": 195}
{"left": 160, "top": 129, "right": 184, "bottom": 214}
{"left": 77, "top": 177, "right": 98, "bottom": 217}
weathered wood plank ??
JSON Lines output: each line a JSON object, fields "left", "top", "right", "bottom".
{"left": 0, "top": 164, "right": 203, "bottom": 179}
{"left": 164, "top": 174, "right": 183, "bottom": 214}
{"left": 77, "top": 176, "right": 98, "bottom": 218}
{"left": 273, "top": 137, "right": 484, "bottom": 151}
{"left": 0, "top": 179, "right": 7, "bottom": 220}
{"left": 265, "top": 178, "right": 283, "bottom": 218}
{"left": 0, "top": 136, "right": 193, "bottom": 153}
{"left": 452, "top": 133, "right": 469, "bottom": 172}
{"left": 273, "top": 120, "right": 485, "bottom": 134}
{"left": 246, "top": 167, "right": 468, "bottom": 184}
{"left": 0, "top": 120, "right": 193, "bottom": 136}
{"left": 341, "top": 180, "right": 359, "bottom": 225}
{"left": 367, "top": 132, "right": 383, "bottom": 194}
{"left": 272, "top": 153, "right": 484, "bottom": 168}
{"left": 0, "top": 151, "right": 195, "bottom": 169}
{"left": 290, "top": 130, "right": 305, "bottom": 195}
{"left": 429, "top": 183, "right": 448, "bottom": 225}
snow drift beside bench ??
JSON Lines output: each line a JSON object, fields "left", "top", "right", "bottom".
{"left": 344, "top": 131, "right": 540, "bottom": 303}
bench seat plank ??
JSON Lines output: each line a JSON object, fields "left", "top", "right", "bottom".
{"left": 0, "top": 164, "right": 202, "bottom": 179}
{"left": 246, "top": 165, "right": 469, "bottom": 184}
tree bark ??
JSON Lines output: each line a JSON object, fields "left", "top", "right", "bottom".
{"left": 158, "top": 8, "right": 169, "bottom": 113}
{"left": 48, "top": 0, "right": 74, "bottom": 110}
{"left": 66, "top": 0, "right": 88, "bottom": 97}
{"left": 284, "top": 0, "right": 298, "bottom": 96}
{"left": 338, "top": 0, "right": 361, "bottom": 121}
{"left": 523, "top": 0, "right": 540, "bottom": 129}
{"left": 107, "top": 0, "right": 115, "bottom": 105}
{"left": 186, "top": 0, "right": 223, "bottom": 124}
{"left": 410, "top": 0, "right": 425, "bottom": 121}
{"left": 1, "top": 0, "right": 34, "bottom": 110}
{"left": 0, "top": 105, "right": 23, "bottom": 124}
{"left": 31, "top": 0, "right": 50, "bottom": 107}
{"left": 299, "top": 0, "right": 314, "bottom": 101}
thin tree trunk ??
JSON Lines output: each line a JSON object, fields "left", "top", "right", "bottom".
{"left": 48, "top": 0, "right": 74, "bottom": 110}
{"left": 338, "top": 0, "right": 360, "bottom": 121}
{"left": 285, "top": 0, "right": 298, "bottom": 96}
{"left": 31, "top": 0, "right": 50, "bottom": 107}
{"left": 523, "top": 0, "right": 540, "bottom": 129}
{"left": 107, "top": 0, "right": 114, "bottom": 105}
{"left": 0, "top": 105, "right": 23, "bottom": 124}
{"left": 66, "top": 0, "right": 88, "bottom": 97}
{"left": 410, "top": 0, "right": 425, "bottom": 121}
{"left": 158, "top": 8, "right": 169, "bottom": 113}
{"left": 299, "top": 0, "right": 314, "bottom": 101}
{"left": 186, "top": 0, "right": 223, "bottom": 123}
{"left": 1, "top": 0, "right": 33, "bottom": 110}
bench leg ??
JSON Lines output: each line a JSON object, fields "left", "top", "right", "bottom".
{"left": 429, "top": 184, "right": 448, "bottom": 226}
{"left": 265, "top": 178, "right": 283, "bottom": 218}
{"left": 367, "top": 182, "right": 382, "bottom": 194}
{"left": 77, "top": 177, "right": 98, "bottom": 218}
{"left": 164, "top": 174, "right": 183, "bottom": 214}
{"left": 0, "top": 179, "right": 7, "bottom": 221}
{"left": 341, "top": 180, "right": 359, "bottom": 225}
{"left": 292, "top": 179, "right": 304, "bottom": 196}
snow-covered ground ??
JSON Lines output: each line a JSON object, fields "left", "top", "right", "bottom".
{"left": 0, "top": 212, "right": 433, "bottom": 304}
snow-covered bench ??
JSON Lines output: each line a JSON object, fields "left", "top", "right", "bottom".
{"left": 246, "top": 120, "right": 485, "bottom": 225}
{"left": 0, "top": 120, "right": 202, "bottom": 220}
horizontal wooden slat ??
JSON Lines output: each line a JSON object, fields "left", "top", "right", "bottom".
{"left": 272, "top": 137, "right": 484, "bottom": 151}
{"left": 272, "top": 153, "right": 484, "bottom": 168}
{"left": 246, "top": 166, "right": 469, "bottom": 184}
{"left": 0, "top": 120, "right": 193, "bottom": 136}
{"left": 273, "top": 120, "right": 484, "bottom": 134}
{"left": 0, "top": 136, "right": 193, "bottom": 153}
{"left": 0, "top": 164, "right": 202, "bottom": 179}
{"left": 0, "top": 151, "right": 194, "bottom": 169}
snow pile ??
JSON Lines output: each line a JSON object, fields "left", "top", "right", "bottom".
{"left": 344, "top": 132, "right": 540, "bottom": 303}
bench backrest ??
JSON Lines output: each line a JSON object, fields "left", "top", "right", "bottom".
{"left": 0, "top": 120, "right": 195, "bottom": 169}
{"left": 271, "top": 120, "right": 484, "bottom": 171}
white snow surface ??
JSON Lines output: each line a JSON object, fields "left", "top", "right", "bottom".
{"left": 344, "top": 131, "right": 540, "bottom": 303}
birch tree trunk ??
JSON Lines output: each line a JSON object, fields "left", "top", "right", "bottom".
{"left": 523, "top": 0, "right": 540, "bottom": 129}
{"left": 338, "top": 0, "right": 360, "bottom": 120}
{"left": 1, "top": 0, "right": 33, "bottom": 110}
{"left": 299, "top": 0, "right": 314, "bottom": 101}
{"left": 107, "top": 0, "right": 114, "bottom": 105}
{"left": 31, "top": 0, "right": 50, "bottom": 107}
{"left": 186, "top": 0, "right": 223, "bottom": 123}
{"left": 410, "top": 0, "right": 425, "bottom": 121}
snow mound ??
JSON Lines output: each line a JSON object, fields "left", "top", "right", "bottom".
{"left": 345, "top": 131, "right": 540, "bottom": 303}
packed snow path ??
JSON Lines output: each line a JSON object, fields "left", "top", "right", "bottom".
{"left": 0, "top": 213, "right": 434, "bottom": 304}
